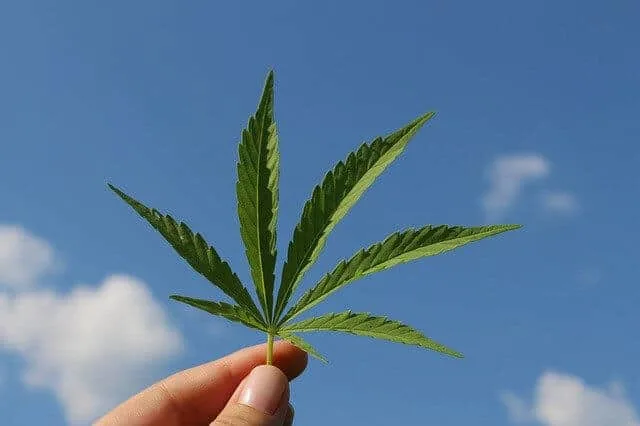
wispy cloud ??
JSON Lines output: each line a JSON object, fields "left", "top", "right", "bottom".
{"left": 482, "top": 154, "right": 581, "bottom": 220}
{"left": 0, "top": 225, "right": 183, "bottom": 425}
{"left": 482, "top": 154, "right": 550, "bottom": 220}
{"left": 501, "top": 391, "right": 535, "bottom": 423}
{"left": 0, "top": 225, "right": 59, "bottom": 289}
{"left": 501, "top": 371, "right": 640, "bottom": 426}
{"left": 541, "top": 191, "right": 580, "bottom": 215}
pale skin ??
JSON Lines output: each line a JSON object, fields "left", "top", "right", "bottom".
{"left": 95, "top": 341, "right": 308, "bottom": 426}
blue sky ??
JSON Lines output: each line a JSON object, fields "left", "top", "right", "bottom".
{"left": 1, "top": 1, "right": 639, "bottom": 425}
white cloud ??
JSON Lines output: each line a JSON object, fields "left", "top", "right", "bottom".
{"left": 0, "top": 276, "right": 183, "bottom": 424}
{"left": 502, "top": 371, "right": 640, "bottom": 426}
{"left": 0, "top": 225, "right": 58, "bottom": 288}
{"left": 482, "top": 154, "right": 550, "bottom": 220}
{"left": 501, "top": 391, "right": 535, "bottom": 423}
{"left": 0, "top": 226, "right": 183, "bottom": 425}
{"left": 541, "top": 191, "right": 580, "bottom": 215}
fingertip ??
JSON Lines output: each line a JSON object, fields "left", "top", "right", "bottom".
{"left": 237, "top": 365, "right": 289, "bottom": 415}
{"left": 272, "top": 340, "right": 308, "bottom": 380}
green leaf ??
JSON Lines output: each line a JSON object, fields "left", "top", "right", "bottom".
{"left": 236, "top": 70, "right": 280, "bottom": 323}
{"left": 108, "top": 184, "right": 264, "bottom": 326}
{"left": 280, "top": 311, "right": 462, "bottom": 358}
{"left": 281, "top": 224, "right": 520, "bottom": 323}
{"left": 171, "top": 295, "right": 266, "bottom": 331}
{"left": 277, "top": 332, "right": 328, "bottom": 363}
{"left": 274, "top": 112, "right": 435, "bottom": 321}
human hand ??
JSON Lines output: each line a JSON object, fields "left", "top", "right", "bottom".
{"left": 95, "top": 341, "right": 308, "bottom": 426}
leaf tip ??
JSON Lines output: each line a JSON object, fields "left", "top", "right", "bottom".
{"left": 398, "top": 110, "right": 437, "bottom": 139}
{"left": 309, "top": 351, "right": 329, "bottom": 364}
{"left": 422, "top": 110, "right": 437, "bottom": 120}
{"left": 107, "top": 183, "right": 125, "bottom": 198}
{"left": 264, "top": 69, "right": 275, "bottom": 90}
{"left": 416, "top": 110, "right": 436, "bottom": 126}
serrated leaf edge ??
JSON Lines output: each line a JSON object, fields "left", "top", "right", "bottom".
{"left": 281, "top": 310, "right": 463, "bottom": 359}
{"left": 281, "top": 224, "right": 521, "bottom": 324}
{"left": 274, "top": 112, "right": 436, "bottom": 320}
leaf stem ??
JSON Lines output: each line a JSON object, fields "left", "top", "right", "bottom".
{"left": 266, "top": 332, "right": 274, "bottom": 365}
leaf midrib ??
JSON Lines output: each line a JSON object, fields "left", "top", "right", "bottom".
{"left": 255, "top": 110, "right": 268, "bottom": 320}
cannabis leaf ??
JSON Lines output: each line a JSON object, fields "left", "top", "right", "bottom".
{"left": 279, "top": 224, "right": 520, "bottom": 324}
{"left": 108, "top": 184, "right": 264, "bottom": 325}
{"left": 236, "top": 70, "right": 280, "bottom": 324}
{"left": 109, "top": 70, "right": 521, "bottom": 367}
{"left": 273, "top": 112, "right": 434, "bottom": 321}
{"left": 276, "top": 332, "right": 328, "bottom": 363}
{"left": 169, "top": 295, "right": 266, "bottom": 331}
{"left": 280, "top": 311, "right": 462, "bottom": 358}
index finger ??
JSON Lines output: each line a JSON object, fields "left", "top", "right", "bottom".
{"left": 95, "top": 340, "right": 308, "bottom": 426}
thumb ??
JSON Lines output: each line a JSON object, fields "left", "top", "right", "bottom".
{"left": 211, "top": 365, "right": 293, "bottom": 426}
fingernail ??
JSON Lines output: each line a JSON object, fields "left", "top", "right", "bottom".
{"left": 238, "top": 365, "right": 288, "bottom": 415}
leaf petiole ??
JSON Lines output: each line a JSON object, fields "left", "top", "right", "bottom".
{"left": 266, "top": 332, "right": 274, "bottom": 365}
